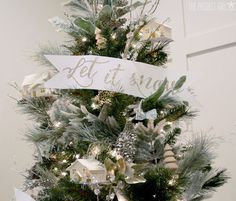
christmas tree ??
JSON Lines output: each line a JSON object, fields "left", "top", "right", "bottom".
{"left": 16, "top": 0, "right": 228, "bottom": 201}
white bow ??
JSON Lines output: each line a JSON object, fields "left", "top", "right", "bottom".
{"left": 135, "top": 101, "right": 157, "bottom": 121}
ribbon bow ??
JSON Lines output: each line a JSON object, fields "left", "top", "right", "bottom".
{"left": 135, "top": 100, "right": 157, "bottom": 121}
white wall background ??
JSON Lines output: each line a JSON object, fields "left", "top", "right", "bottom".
{"left": 0, "top": 1, "right": 64, "bottom": 200}
{"left": 0, "top": 0, "right": 236, "bottom": 200}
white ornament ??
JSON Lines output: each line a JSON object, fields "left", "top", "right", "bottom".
{"left": 21, "top": 71, "right": 54, "bottom": 98}
{"left": 66, "top": 159, "right": 107, "bottom": 183}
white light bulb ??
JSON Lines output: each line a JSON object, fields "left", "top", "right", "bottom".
{"left": 53, "top": 167, "right": 58, "bottom": 171}
{"left": 54, "top": 121, "right": 62, "bottom": 128}
{"left": 139, "top": 32, "right": 143, "bottom": 36}
{"left": 98, "top": 4, "right": 103, "bottom": 9}
{"left": 62, "top": 159, "right": 67, "bottom": 163}
{"left": 75, "top": 154, "right": 80, "bottom": 159}
{"left": 91, "top": 103, "right": 98, "bottom": 109}
{"left": 111, "top": 33, "right": 116, "bottom": 39}
{"left": 82, "top": 37, "right": 87, "bottom": 42}
{"left": 167, "top": 121, "right": 173, "bottom": 125}
{"left": 61, "top": 172, "right": 67, "bottom": 176}
{"left": 168, "top": 179, "right": 174, "bottom": 185}
{"left": 132, "top": 43, "right": 137, "bottom": 48}
{"left": 160, "top": 128, "right": 165, "bottom": 133}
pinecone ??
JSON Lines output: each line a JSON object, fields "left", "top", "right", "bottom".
{"left": 116, "top": 130, "right": 137, "bottom": 162}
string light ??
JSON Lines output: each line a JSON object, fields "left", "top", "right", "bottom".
{"left": 62, "top": 159, "right": 67, "bottom": 163}
{"left": 75, "top": 154, "right": 80, "bottom": 159}
{"left": 178, "top": 153, "right": 183, "bottom": 158}
{"left": 132, "top": 43, "right": 137, "bottom": 48}
{"left": 53, "top": 167, "right": 58, "bottom": 172}
{"left": 138, "top": 32, "right": 143, "bottom": 37}
{"left": 82, "top": 37, "right": 87, "bottom": 42}
{"left": 61, "top": 172, "right": 67, "bottom": 176}
{"left": 111, "top": 33, "right": 116, "bottom": 39}
{"left": 54, "top": 121, "right": 62, "bottom": 128}
{"left": 91, "top": 102, "right": 98, "bottom": 109}
{"left": 98, "top": 4, "right": 103, "bottom": 10}
{"left": 168, "top": 179, "right": 175, "bottom": 186}
{"left": 160, "top": 128, "right": 165, "bottom": 133}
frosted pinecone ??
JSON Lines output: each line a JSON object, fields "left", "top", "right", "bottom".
{"left": 116, "top": 131, "right": 137, "bottom": 162}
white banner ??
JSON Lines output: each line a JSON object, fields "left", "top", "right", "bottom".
{"left": 44, "top": 55, "right": 186, "bottom": 98}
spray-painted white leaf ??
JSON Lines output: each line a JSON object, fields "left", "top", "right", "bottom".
{"left": 99, "top": 5, "right": 113, "bottom": 20}
{"left": 63, "top": 0, "right": 93, "bottom": 18}
{"left": 48, "top": 16, "right": 74, "bottom": 33}
{"left": 74, "top": 17, "right": 95, "bottom": 34}
{"left": 174, "top": 75, "right": 187, "bottom": 91}
{"left": 117, "top": 1, "right": 145, "bottom": 17}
